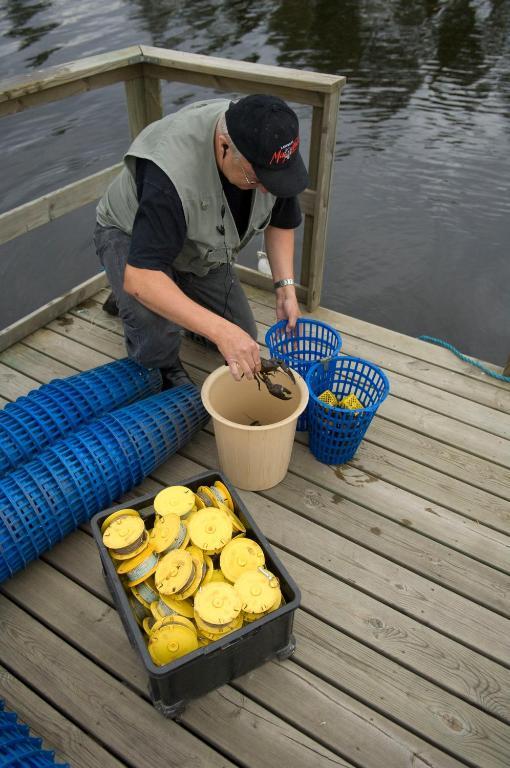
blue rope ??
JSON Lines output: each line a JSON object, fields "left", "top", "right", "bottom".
{"left": 418, "top": 336, "right": 510, "bottom": 383}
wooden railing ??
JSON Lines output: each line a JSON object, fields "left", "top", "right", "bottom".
{"left": 0, "top": 45, "right": 345, "bottom": 351}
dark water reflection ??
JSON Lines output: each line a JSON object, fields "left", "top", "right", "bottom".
{"left": 0, "top": 0, "right": 508, "bottom": 364}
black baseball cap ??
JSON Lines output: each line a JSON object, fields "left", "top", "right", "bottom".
{"left": 225, "top": 94, "right": 309, "bottom": 197}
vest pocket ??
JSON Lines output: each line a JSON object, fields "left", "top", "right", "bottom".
{"left": 205, "top": 245, "right": 233, "bottom": 264}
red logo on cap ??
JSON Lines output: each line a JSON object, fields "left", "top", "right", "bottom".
{"left": 270, "top": 136, "right": 300, "bottom": 166}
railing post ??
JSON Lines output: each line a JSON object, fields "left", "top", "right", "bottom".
{"left": 124, "top": 68, "right": 163, "bottom": 139}
{"left": 303, "top": 87, "right": 341, "bottom": 312}
{"left": 300, "top": 104, "right": 324, "bottom": 298}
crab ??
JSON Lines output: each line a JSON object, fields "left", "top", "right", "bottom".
{"left": 253, "top": 357, "right": 296, "bottom": 400}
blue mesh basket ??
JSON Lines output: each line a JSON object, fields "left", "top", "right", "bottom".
{"left": 0, "top": 358, "right": 161, "bottom": 478}
{"left": 0, "top": 384, "right": 208, "bottom": 583}
{"left": 0, "top": 701, "right": 69, "bottom": 767}
{"left": 265, "top": 319, "right": 342, "bottom": 431}
{"left": 306, "top": 355, "right": 390, "bottom": 465}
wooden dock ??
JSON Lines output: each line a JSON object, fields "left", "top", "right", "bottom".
{"left": 0, "top": 284, "right": 509, "bottom": 768}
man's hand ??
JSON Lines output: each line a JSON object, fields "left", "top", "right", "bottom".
{"left": 276, "top": 285, "right": 300, "bottom": 332}
{"left": 215, "top": 322, "right": 261, "bottom": 382}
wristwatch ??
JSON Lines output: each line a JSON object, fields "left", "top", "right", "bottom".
{"left": 273, "top": 278, "right": 295, "bottom": 290}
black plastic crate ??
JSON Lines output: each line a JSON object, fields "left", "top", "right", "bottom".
{"left": 90, "top": 470, "right": 301, "bottom": 718}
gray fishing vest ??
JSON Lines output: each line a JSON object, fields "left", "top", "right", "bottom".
{"left": 96, "top": 99, "right": 276, "bottom": 276}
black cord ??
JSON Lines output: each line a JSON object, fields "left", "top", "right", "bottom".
{"left": 218, "top": 198, "right": 234, "bottom": 321}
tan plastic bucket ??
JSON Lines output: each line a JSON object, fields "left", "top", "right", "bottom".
{"left": 201, "top": 365, "right": 309, "bottom": 491}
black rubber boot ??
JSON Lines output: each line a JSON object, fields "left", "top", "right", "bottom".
{"left": 102, "top": 291, "right": 119, "bottom": 316}
{"left": 160, "top": 360, "right": 193, "bottom": 390}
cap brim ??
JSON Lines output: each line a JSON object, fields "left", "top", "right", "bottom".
{"left": 253, "top": 152, "right": 309, "bottom": 198}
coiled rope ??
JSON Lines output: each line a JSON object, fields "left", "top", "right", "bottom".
{"left": 418, "top": 336, "right": 510, "bottom": 382}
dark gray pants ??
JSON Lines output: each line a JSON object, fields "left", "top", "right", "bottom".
{"left": 94, "top": 224, "right": 257, "bottom": 369}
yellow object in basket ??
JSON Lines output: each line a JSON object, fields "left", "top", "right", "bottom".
{"left": 188, "top": 506, "right": 232, "bottom": 552}
{"left": 194, "top": 612, "right": 243, "bottom": 639}
{"left": 339, "top": 393, "right": 363, "bottom": 410}
{"left": 131, "top": 576, "right": 159, "bottom": 609}
{"left": 158, "top": 594, "right": 195, "bottom": 618}
{"left": 155, "top": 549, "right": 194, "bottom": 595}
{"left": 213, "top": 480, "right": 234, "bottom": 511}
{"left": 194, "top": 582, "right": 242, "bottom": 626}
{"left": 243, "top": 589, "right": 282, "bottom": 622}
{"left": 318, "top": 390, "right": 338, "bottom": 407}
{"left": 154, "top": 485, "right": 196, "bottom": 519}
{"left": 176, "top": 556, "right": 204, "bottom": 600}
{"left": 149, "top": 513, "right": 188, "bottom": 554}
{"left": 116, "top": 545, "right": 158, "bottom": 587}
{"left": 101, "top": 508, "right": 141, "bottom": 535}
{"left": 234, "top": 568, "right": 281, "bottom": 614}
{"left": 102, "top": 514, "right": 147, "bottom": 559}
{"left": 151, "top": 614, "right": 197, "bottom": 636}
{"left": 148, "top": 623, "right": 198, "bottom": 666}
{"left": 220, "top": 537, "right": 265, "bottom": 583}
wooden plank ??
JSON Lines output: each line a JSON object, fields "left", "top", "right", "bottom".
{"left": 39, "top": 527, "right": 504, "bottom": 766}
{"left": 2, "top": 568, "right": 351, "bottom": 768}
{"left": 0, "top": 343, "right": 77, "bottom": 383}
{"left": 154, "top": 444, "right": 510, "bottom": 666}
{"left": 290, "top": 437, "right": 510, "bottom": 565}
{"left": 245, "top": 283, "right": 510, "bottom": 393}
{"left": 300, "top": 106, "right": 324, "bottom": 289}
{"left": 379, "top": 396, "right": 510, "bottom": 468}
{"left": 349, "top": 438, "right": 510, "bottom": 536}
{"left": 235, "top": 660, "right": 464, "bottom": 768}
{"left": 125, "top": 77, "right": 149, "bottom": 139}
{"left": 307, "top": 89, "right": 341, "bottom": 310}
{"left": 47, "top": 314, "right": 126, "bottom": 359}
{"left": 0, "top": 664, "right": 125, "bottom": 768}
{"left": 22, "top": 306, "right": 510, "bottom": 547}
{"left": 0, "top": 47, "right": 142, "bottom": 103}
{"left": 142, "top": 68, "right": 164, "bottom": 124}
{"left": 0, "top": 164, "right": 122, "bottom": 246}
{"left": 364, "top": 416, "right": 510, "bottom": 501}
{"left": 173, "top": 426, "right": 510, "bottom": 615}
{"left": 248, "top": 293, "right": 510, "bottom": 410}
{"left": 172, "top": 468, "right": 510, "bottom": 718}
{"left": 21, "top": 328, "right": 111, "bottom": 370}
{"left": 0, "top": 64, "right": 143, "bottom": 118}
{"left": 30, "top": 305, "right": 510, "bottom": 544}
{"left": 378, "top": 368, "right": 510, "bottom": 441}
{"left": 293, "top": 610, "right": 510, "bottom": 768}
{"left": 39, "top": 518, "right": 510, "bottom": 766}
{"left": 44, "top": 521, "right": 510, "bottom": 734}
{"left": 0, "top": 274, "right": 108, "bottom": 354}
{"left": 140, "top": 46, "right": 345, "bottom": 93}
{"left": 0, "top": 362, "right": 38, "bottom": 401}
{"left": 0, "top": 595, "right": 236, "bottom": 768}
{"left": 143, "top": 63, "right": 324, "bottom": 108}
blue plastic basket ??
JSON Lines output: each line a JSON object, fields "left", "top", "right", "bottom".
{"left": 0, "top": 701, "right": 69, "bottom": 767}
{"left": 265, "top": 319, "right": 342, "bottom": 430}
{"left": 306, "top": 355, "right": 390, "bottom": 465}
{"left": 0, "top": 358, "right": 161, "bottom": 478}
{"left": 0, "top": 384, "right": 209, "bottom": 583}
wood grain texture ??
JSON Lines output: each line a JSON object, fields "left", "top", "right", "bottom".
{"left": 0, "top": 273, "right": 108, "bottom": 354}
{"left": 0, "top": 664, "right": 125, "bottom": 768}
{"left": 0, "top": 165, "right": 122, "bottom": 246}
{"left": 0, "top": 595, "right": 235, "bottom": 768}
{"left": 2, "top": 566, "right": 352, "bottom": 768}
